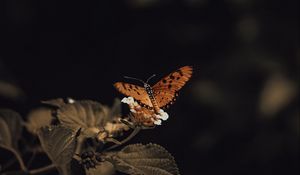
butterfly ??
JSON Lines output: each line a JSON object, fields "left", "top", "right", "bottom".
{"left": 114, "top": 66, "right": 193, "bottom": 114}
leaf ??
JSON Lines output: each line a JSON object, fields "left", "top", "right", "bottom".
{"left": 0, "top": 109, "right": 23, "bottom": 149}
{"left": 57, "top": 100, "right": 118, "bottom": 137}
{"left": 0, "top": 118, "right": 11, "bottom": 147}
{"left": 0, "top": 80, "right": 24, "bottom": 101}
{"left": 38, "top": 126, "right": 78, "bottom": 175}
{"left": 259, "top": 74, "right": 298, "bottom": 117}
{"left": 41, "top": 98, "right": 66, "bottom": 108}
{"left": 25, "top": 108, "right": 53, "bottom": 135}
{"left": 85, "top": 161, "right": 115, "bottom": 175}
{"left": 109, "top": 143, "right": 180, "bottom": 175}
{"left": 110, "top": 98, "right": 122, "bottom": 119}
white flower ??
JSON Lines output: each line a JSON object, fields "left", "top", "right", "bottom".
{"left": 151, "top": 109, "right": 169, "bottom": 125}
{"left": 130, "top": 109, "right": 137, "bottom": 113}
{"left": 67, "top": 98, "right": 75, "bottom": 104}
{"left": 154, "top": 119, "right": 162, "bottom": 125}
{"left": 157, "top": 109, "right": 169, "bottom": 121}
{"left": 133, "top": 101, "right": 139, "bottom": 107}
{"left": 121, "top": 96, "right": 170, "bottom": 126}
{"left": 121, "top": 97, "right": 135, "bottom": 105}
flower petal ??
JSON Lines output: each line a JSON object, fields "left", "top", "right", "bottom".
{"left": 121, "top": 97, "right": 135, "bottom": 105}
{"left": 154, "top": 119, "right": 162, "bottom": 125}
{"left": 158, "top": 110, "right": 169, "bottom": 121}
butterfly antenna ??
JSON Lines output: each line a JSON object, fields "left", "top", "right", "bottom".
{"left": 124, "top": 76, "right": 145, "bottom": 84}
{"left": 146, "top": 74, "right": 156, "bottom": 83}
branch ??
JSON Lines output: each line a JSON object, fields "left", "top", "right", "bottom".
{"left": 29, "top": 164, "right": 56, "bottom": 175}
{"left": 10, "top": 148, "right": 27, "bottom": 171}
{"left": 0, "top": 145, "right": 27, "bottom": 171}
{"left": 105, "top": 127, "right": 141, "bottom": 151}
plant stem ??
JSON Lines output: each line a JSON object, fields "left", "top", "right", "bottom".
{"left": 105, "top": 127, "right": 141, "bottom": 151}
{"left": 8, "top": 148, "right": 27, "bottom": 171}
{"left": 29, "top": 164, "right": 56, "bottom": 175}
{"left": 26, "top": 150, "right": 36, "bottom": 169}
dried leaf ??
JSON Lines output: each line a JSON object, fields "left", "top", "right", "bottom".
{"left": 38, "top": 126, "right": 78, "bottom": 175}
{"left": 0, "top": 118, "right": 11, "bottom": 148}
{"left": 109, "top": 143, "right": 180, "bottom": 175}
{"left": 25, "top": 108, "right": 53, "bottom": 135}
{"left": 0, "top": 109, "right": 23, "bottom": 149}
{"left": 41, "top": 98, "right": 66, "bottom": 108}
{"left": 57, "top": 100, "right": 120, "bottom": 137}
{"left": 110, "top": 98, "right": 122, "bottom": 119}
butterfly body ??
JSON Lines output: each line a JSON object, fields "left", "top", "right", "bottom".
{"left": 114, "top": 66, "right": 193, "bottom": 113}
{"left": 143, "top": 83, "right": 160, "bottom": 113}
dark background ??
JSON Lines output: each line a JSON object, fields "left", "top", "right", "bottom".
{"left": 0, "top": 0, "right": 299, "bottom": 175}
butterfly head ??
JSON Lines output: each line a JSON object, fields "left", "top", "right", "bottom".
{"left": 143, "top": 83, "right": 150, "bottom": 88}
{"left": 124, "top": 74, "right": 156, "bottom": 87}
{"left": 143, "top": 83, "right": 151, "bottom": 92}
{"left": 145, "top": 74, "right": 156, "bottom": 84}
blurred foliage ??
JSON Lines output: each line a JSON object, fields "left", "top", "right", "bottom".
{"left": 25, "top": 108, "right": 52, "bottom": 135}
{"left": 0, "top": 109, "right": 23, "bottom": 150}
{"left": 1, "top": 99, "right": 180, "bottom": 175}
{"left": 0, "top": 0, "right": 299, "bottom": 174}
{"left": 38, "top": 126, "right": 77, "bottom": 175}
{"left": 109, "top": 143, "right": 179, "bottom": 175}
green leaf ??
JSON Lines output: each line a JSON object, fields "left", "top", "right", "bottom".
{"left": 57, "top": 100, "right": 119, "bottom": 137}
{"left": 38, "top": 126, "right": 78, "bottom": 175}
{"left": 109, "top": 143, "right": 180, "bottom": 175}
{"left": 25, "top": 108, "right": 53, "bottom": 135}
{"left": 0, "top": 109, "right": 23, "bottom": 149}
{"left": 85, "top": 161, "right": 115, "bottom": 175}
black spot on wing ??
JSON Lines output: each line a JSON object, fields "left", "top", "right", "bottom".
{"left": 176, "top": 69, "right": 183, "bottom": 76}
{"left": 136, "top": 100, "right": 152, "bottom": 109}
{"left": 122, "top": 83, "right": 126, "bottom": 89}
{"left": 163, "top": 79, "right": 167, "bottom": 84}
{"left": 158, "top": 96, "right": 164, "bottom": 103}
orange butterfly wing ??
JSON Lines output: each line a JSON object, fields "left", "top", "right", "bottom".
{"left": 152, "top": 66, "right": 193, "bottom": 108}
{"left": 114, "top": 82, "right": 153, "bottom": 107}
